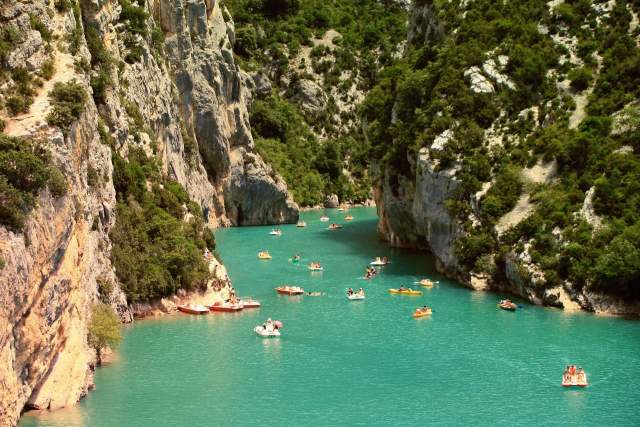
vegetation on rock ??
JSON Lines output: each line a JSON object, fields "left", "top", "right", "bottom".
{"left": 87, "top": 302, "right": 122, "bottom": 366}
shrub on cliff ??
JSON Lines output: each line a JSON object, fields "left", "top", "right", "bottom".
{"left": 87, "top": 302, "right": 122, "bottom": 366}
{"left": 46, "top": 81, "right": 87, "bottom": 134}
{"left": 0, "top": 133, "right": 67, "bottom": 231}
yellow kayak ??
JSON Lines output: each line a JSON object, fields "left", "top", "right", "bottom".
{"left": 388, "top": 288, "right": 423, "bottom": 296}
{"left": 413, "top": 309, "right": 432, "bottom": 318}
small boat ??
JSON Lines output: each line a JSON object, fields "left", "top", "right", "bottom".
{"left": 269, "top": 229, "right": 282, "bottom": 236}
{"left": 209, "top": 301, "right": 244, "bottom": 312}
{"left": 418, "top": 279, "right": 436, "bottom": 287}
{"left": 289, "top": 255, "right": 301, "bottom": 263}
{"left": 238, "top": 298, "right": 261, "bottom": 308}
{"left": 254, "top": 326, "right": 280, "bottom": 337}
{"left": 344, "top": 215, "right": 354, "bottom": 221}
{"left": 258, "top": 251, "right": 272, "bottom": 260}
{"left": 320, "top": 215, "right": 329, "bottom": 222}
{"left": 388, "top": 288, "right": 423, "bottom": 296}
{"left": 498, "top": 300, "right": 517, "bottom": 311}
{"left": 177, "top": 303, "right": 209, "bottom": 315}
{"left": 413, "top": 308, "right": 432, "bottom": 318}
{"left": 370, "top": 257, "right": 388, "bottom": 266}
{"left": 296, "top": 221, "right": 307, "bottom": 227}
{"left": 347, "top": 293, "right": 365, "bottom": 300}
{"left": 338, "top": 207, "right": 345, "bottom": 212}
{"left": 275, "top": 286, "right": 304, "bottom": 295}
{"left": 327, "top": 223, "right": 343, "bottom": 230}
{"left": 562, "top": 368, "right": 588, "bottom": 387}
{"left": 308, "top": 263, "right": 324, "bottom": 271}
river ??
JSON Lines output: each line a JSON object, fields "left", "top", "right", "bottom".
{"left": 20, "top": 207, "right": 640, "bottom": 426}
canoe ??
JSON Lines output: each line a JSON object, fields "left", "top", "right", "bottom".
{"left": 177, "top": 304, "right": 209, "bottom": 315}
{"left": 209, "top": 302, "right": 244, "bottom": 312}
{"left": 347, "top": 294, "right": 365, "bottom": 300}
{"left": 238, "top": 299, "right": 260, "bottom": 308}
{"left": 275, "top": 286, "right": 304, "bottom": 295}
{"left": 258, "top": 251, "right": 272, "bottom": 259}
{"left": 413, "top": 309, "right": 432, "bottom": 318}
{"left": 388, "top": 289, "right": 423, "bottom": 296}
{"left": 254, "top": 326, "right": 280, "bottom": 337}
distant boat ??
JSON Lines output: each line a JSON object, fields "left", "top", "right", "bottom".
{"left": 177, "top": 304, "right": 209, "bottom": 315}
{"left": 296, "top": 221, "right": 307, "bottom": 227}
{"left": 388, "top": 288, "right": 422, "bottom": 296}
{"left": 413, "top": 307, "right": 432, "bottom": 318}
{"left": 327, "top": 223, "right": 343, "bottom": 230}
{"left": 344, "top": 215, "right": 354, "bottom": 221}
{"left": 562, "top": 368, "right": 588, "bottom": 387}
{"left": 347, "top": 293, "right": 365, "bottom": 300}
{"left": 254, "top": 325, "right": 280, "bottom": 337}
{"left": 308, "top": 263, "right": 324, "bottom": 271}
{"left": 370, "top": 257, "right": 388, "bottom": 266}
{"left": 417, "top": 279, "right": 437, "bottom": 287}
{"left": 498, "top": 300, "right": 517, "bottom": 311}
{"left": 320, "top": 215, "right": 329, "bottom": 222}
{"left": 238, "top": 298, "right": 261, "bottom": 308}
{"left": 258, "top": 251, "right": 272, "bottom": 259}
{"left": 275, "top": 286, "right": 304, "bottom": 295}
{"left": 209, "top": 301, "right": 244, "bottom": 312}
{"left": 269, "top": 229, "right": 282, "bottom": 236}
{"left": 338, "top": 207, "right": 345, "bottom": 212}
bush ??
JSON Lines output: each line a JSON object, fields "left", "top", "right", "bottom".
{"left": 46, "top": 81, "right": 87, "bottom": 133}
{"left": 40, "top": 59, "right": 55, "bottom": 80}
{"left": 87, "top": 302, "right": 122, "bottom": 365}
{"left": 5, "top": 96, "right": 30, "bottom": 116}
{"left": 568, "top": 67, "right": 592, "bottom": 92}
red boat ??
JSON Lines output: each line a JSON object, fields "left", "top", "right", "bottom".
{"left": 208, "top": 301, "right": 244, "bottom": 312}
{"left": 275, "top": 286, "right": 304, "bottom": 295}
{"left": 239, "top": 298, "right": 261, "bottom": 308}
{"left": 177, "top": 304, "right": 209, "bottom": 315}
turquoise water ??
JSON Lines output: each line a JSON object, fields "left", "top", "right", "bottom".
{"left": 21, "top": 208, "right": 640, "bottom": 426}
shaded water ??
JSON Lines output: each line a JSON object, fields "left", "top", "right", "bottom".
{"left": 21, "top": 208, "right": 640, "bottom": 426}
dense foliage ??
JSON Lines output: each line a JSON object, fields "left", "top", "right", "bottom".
{"left": 361, "top": 0, "right": 640, "bottom": 298}
{"left": 224, "top": 0, "right": 407, "bottom": 205}
{"left": 109, "top": 148, "right": 214, "bottom": 303}
{"left": 0, "top": 133, "right": 67, "bottom": 231}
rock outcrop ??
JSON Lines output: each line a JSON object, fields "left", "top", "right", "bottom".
{"left": 0, "top": 0, "right": 298, "bottom": 425}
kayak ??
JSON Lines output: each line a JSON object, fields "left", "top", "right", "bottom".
{"left": 347, "top": 293, "right": 365, "bottom": 300}
{"left": 258, "top": 251, "right": 272, "bottom": 260}
{"left": 177, "top": 304, "right": 209, "bottom": 315}
{"left": 388, "top": 289, "right": 423, "bottom": 296}
{"left": 413, "top": 309, "right": 432, "bottom": 318}
{"left": 254, "top": 326, "right": 280, "bottom": 337}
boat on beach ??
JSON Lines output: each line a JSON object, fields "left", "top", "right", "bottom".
{"left": 275, "top": 285, "right": 305, "bottom": 295}
{"left": 258, "top": 251, "right": 272, "bottom": 259}
{"left": 177, "top": 304, "right": 210, "bottom": 315}
{"left": 209, "top": 301, "right": 244, "bottom": 312}
{"left": 498, "top": 299, "right": 517, "bottom": 311}
{"left": 388, "top": 288, "right": 423, "bottom": 296}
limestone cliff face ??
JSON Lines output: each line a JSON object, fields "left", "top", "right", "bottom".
{"left": 0, "top": 0, "right": 297, "bottom": 425}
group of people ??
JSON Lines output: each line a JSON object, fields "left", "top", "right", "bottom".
{"left": 260, "top": 318, "right": 278, "bottom": 332}
{"left": 309, "top": 262, "right": 322, "bottom": 269}
{"left": 347, "top": 287, "right": 365, "bottom": 297}
{"left": 563, "top": 365, "right": 586, "bottom": 383}
{"left": 364, "top": 266, "right": 378, "bottom": 279}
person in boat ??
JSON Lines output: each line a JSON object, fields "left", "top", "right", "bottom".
{"left": 358, "top": 288, "right": 364, "bottom": 296}
{"left": 399, "top": 286, "right": 407, "bottom": 292}
{"left": 577, "top": 368, "right": 585, "bottom": 382}
{"left": 347, "top": 288, "right": 354, "bottom": 296}
{"left": 294, "top": 254, "right": 301, "bottom": 261}
{"left": 382, "top": 256, "right": 388, "bottom": 264}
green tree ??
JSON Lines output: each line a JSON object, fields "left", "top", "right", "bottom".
{"left": 87, "top": 302, "right": 122, "bottom": 366}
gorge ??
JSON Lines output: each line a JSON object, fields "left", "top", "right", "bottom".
{"left": 1, "top": 0, "right": 639, "bottom": 426}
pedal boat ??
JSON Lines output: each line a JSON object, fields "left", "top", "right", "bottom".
{"left": 177, "top": 304, "right": 210, "bottom": 315}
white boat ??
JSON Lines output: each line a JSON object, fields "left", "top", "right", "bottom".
{"left": 269, "top": 229, "right": 282, "bottom": 236}
{"left": 320, "top": 216, "right": 329, "bottom": 222}
{"left": 370, "top": 257, "right": 388, "bottom": 266}
{"left": 254, "top": 325, "right": 281, "bottom": 337}
{"left": 347, "top": 293, "right": 365, "bottom": 300}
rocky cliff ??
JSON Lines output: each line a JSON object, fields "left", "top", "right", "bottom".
{"left": 367, "top": 0, "right": 640, "bottom": 315}
{"left": 0, "top": 0, "right": 297, "bottom": 425}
